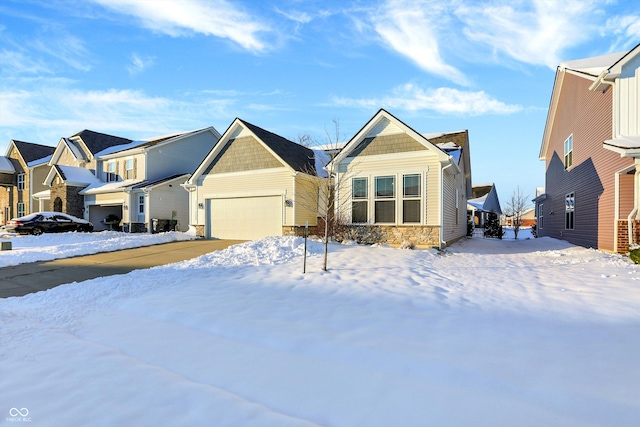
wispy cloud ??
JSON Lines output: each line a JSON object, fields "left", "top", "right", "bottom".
{"left": 370, "top": 0, "right": 468, "bottom": 86}
{"left": 0, "top": 49, "right": 52, "bottom": 75}
{"left": 333, "top": 83, "right": 521, "bottom": 116}
{"left": 127, "top": 53, "right": 155, "bottom": 76}
{"left": 455, "top": 0, "right": 602, "bottom": 69}
{"left": 30, "top": 31, "right": 91, "bottom": 72}
{"left": 91, "top": 0, "right": 273, "bottom": 53}
{"left": 604, "top": 14, "right": 640, "bottom": 51}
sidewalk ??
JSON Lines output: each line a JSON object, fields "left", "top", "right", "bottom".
{"left": 0, "top": 239, "right": 244, "bottom": 298}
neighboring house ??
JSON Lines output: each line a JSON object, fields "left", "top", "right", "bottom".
{"left": 328, "top": 109, "right": 472, "bottom": 249}
{"left": 0, "top": 140, "right": 55, "bottom": 223}
{"left": 184, "top": 118, "right": 322, "bottom": 240}
{"left": 538, "top": 43, "right": 640, "bottom": 253}
{"left": 504, "top": 207, "right": 536, "bottom": 227}
{"left": 45, "top": 128, "right": 221, "bottom": 232}
{"left": 467, "top": 183, "right": 502, "bottom": 228}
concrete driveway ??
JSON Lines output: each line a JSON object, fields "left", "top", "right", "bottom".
{"left": 0, "top": 239, "right": 244, "bottom": 298}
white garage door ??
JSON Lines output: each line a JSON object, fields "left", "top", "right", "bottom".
{"left": 208, "top": 196, "right": 283, "bottom": 240}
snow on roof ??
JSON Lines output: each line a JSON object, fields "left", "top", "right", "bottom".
{"left": 604, "top": 135, "right": 640, "bottom": 149}
{"left": 27, "top": 155, "right": 53, "bottom": 167}
{"left": 312, "top": 150, "right": 330, "bottom": 178}
{"left": 312, "top": 142, "right": 347, "bottom": 152}
{"left": 64, "top": 138, "right": 86, "bottom": 161}
{"left": 94, "top": 140, "right": 148, "bottom": 157}
{"left": 436, "top": 142, "right": 462, "bottom": 164}
{"left": 57, "top": 165, "right": 101, "bottom": 187}
{"left": 559, "top": 50, "right": 628, "bottom": 76}
{"left": 467, "top": 194, "right": 488, "bottom": 211}
{"left": 80, "top": 178, "right": 145, "bottom": 195}
{"left": 422, "top": 130, "right": 466, "bottom": 140}
{"left": 32, "top": 189, "right": 51, "bottom": 199}
{"left": 0, "top": 156, "right": 15, "bottom": 173}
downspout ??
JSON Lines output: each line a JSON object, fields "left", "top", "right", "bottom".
{"left": 631, "top": 163, "right": 640, "bottom": 250}
{"left": 439, "top": 161, "right": 454, "bottom": 250}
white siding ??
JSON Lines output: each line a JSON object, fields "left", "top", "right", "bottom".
{"left": 146, "top": 131, "right": 218, "bottom": 182}
{"left": 616, "top": 55, "right": 640, "bottom": 136}
{"left": 148, "top": 184, "right": 189, "bottom": 231}
{"left": 366, "top": 117, "right": 403, "bottom": 138}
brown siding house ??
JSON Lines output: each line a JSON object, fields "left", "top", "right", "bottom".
{"left": 538, "top": 45, "right": 640, "bottom": 253}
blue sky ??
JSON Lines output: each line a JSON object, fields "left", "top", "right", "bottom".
{"left": 1, "top": 0, "right": 639, "bottom": 204}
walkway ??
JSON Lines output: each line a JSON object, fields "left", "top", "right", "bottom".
{"left": 0, "top": 239, "right": 244, "bottom": 298}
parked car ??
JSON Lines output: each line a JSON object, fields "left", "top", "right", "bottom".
{"left": 5, "top": 212, "right": 93, "bottom": 235}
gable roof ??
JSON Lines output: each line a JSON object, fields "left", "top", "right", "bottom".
{"left": 188, "top": 118, "right": 316, "bottom": 183}
{"left": 330, "top": 109, "right": 455, "bottom": 166}
{"left": 541, "top": 43, "right": 640, "bottom": 159}
{"left": 239, "top": 120, "right": 315, "bottom": 173}
{"left": 70, "top": 129, "right": 133, "bottom": 157}
{"left": 8, "top": 140, "right": 55, "bottom": 165}
{"left": 468, "top": 183, "right": 502, "bottom": 215}
{"left": 44, "top": 164, "right": 101, "bottom": 187}
{"left": 95, "top": 127, "right": 221, "bottom": 158}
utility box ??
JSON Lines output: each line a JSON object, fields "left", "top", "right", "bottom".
{"left": 1, "top": 241, "right": 12, "bottom": 251}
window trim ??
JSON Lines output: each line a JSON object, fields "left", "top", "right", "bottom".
{"left": 125, "top": 158, "right": 135, "bottom": 180}
{"left": 17, "top": 202, "right": 25, "bottom": 217}
{"left": 402, "top": 173, "right": 421, "bottom": 224}
{"left": 374, "top": 175, "right": 396, "bottom": 223}
{"left": 538, "top": 203, "right": 544, "bottom": 229}
{"left": 351, "top": 177, "right": 368, "bottom": 224}
{"left": 565, "top": 192, "right": 575, "bottom": 230}
{"left": 564, "top": 134, "right": 573, "bottom": 169}
{"left": 17, "top": 173, "right": 25, "bottom": 191}
{"left": 106, "top": 160, "right": 118, "bottom": 182}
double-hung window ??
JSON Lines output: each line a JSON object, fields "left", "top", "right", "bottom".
{"left": 375, "top": 176, "right": 395, "bottom": 223}
{"left": 565, "top": 193, "right": 575, "bottom": 230}
{"left": 125, "top": 158, "right": 135, "bottom": 180}
{"left": 538, "top": 203, "right": 544, "bottom": 229}
{"left": 106, "top": 161, "right": 118, "bottom": 182}
{"left": 17, "top": 173, "right": 25, "bottom": 191}
{"left": 402, "top": 174, "right": 421, "bottom": 223}
{"left": 564, "top": 135, "right": 573, "bottom": 169}
{"left": 351, "top": 177, "right": 368, "bottom": 223}
{"left": 17, "top": 202, "right": 25, "bottom": 217}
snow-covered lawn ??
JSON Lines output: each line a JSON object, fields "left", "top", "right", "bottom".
{"left": 2, "top": 230, "right": 639, "bottom": 426}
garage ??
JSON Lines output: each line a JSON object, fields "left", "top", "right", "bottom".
{"left": 207, "top": 195, "right": 283, "bottom": 240}
{"left": 88, "top": 204, "right": 123, "bottom": 231}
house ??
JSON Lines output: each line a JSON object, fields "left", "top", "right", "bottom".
{"left": 467, "top": 183, "right": 502, "bottom": 228}
{"left": 538, "top": 43, "right": 640, "bottom": 253}
{"left": 0, "top": 140, "right": 55, "bottom": 223}
{"left": 58, "top": 128, "right": 220, "bottom": 232}
{"left": 184, "top": 118, "right": 323, "bottom": 240}
{"left": 327, "top": 109, "right": 472, "bottom": 249}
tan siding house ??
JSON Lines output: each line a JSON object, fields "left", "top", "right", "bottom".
{"left": 185, "top": 118, "right": 322, "bottom": 240}
{"left": 328, "top": 109, "right": 472, "bottom": 249}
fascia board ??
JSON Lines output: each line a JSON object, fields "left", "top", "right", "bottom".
{"left": 540, "top": 69, "right": 564, "bottom": 160}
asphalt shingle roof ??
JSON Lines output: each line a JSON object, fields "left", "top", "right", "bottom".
{"left": 239, "top": 119, "right": 316, "bottom": 174}
{"left": 71, "top": 130, "right": 132, "bottom": 155}
{"left": 12, "top": 140, "right": 56, "bottom": 163}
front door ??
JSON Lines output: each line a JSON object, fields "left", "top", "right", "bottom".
{"left": 137, "top": 194, "right": 145, "bottom": 223}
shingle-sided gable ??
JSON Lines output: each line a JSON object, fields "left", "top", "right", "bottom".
{"left": 71, "top": 130, "right": 133, "bottom": 156}
{"left": 206, "top": 135, "right": 283, "bottom": 174}
{"left": 240, "top": 120, "right": 316, "bottom": 173}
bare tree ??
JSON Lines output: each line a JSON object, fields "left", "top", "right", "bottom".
{"left": 505, "top": 186, "right": 530, "bottom": 239}
{"left": 296, "top": 133, "right": 316, "bottom": 147}
{"left": 296, "top": 118, "right": 352, "bottom": 271}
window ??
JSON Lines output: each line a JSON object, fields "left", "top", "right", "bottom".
{"left": 125, "top": 158, "right": 134, "bottom": 180}
{"left": 565, "top": 193, "right": 574, "bottom": 230}
{"left": 564, "top": 135, "right": 573, "bottom": 169}
{"left": 17, "top": 173, "right": 25, "bottom": 191}
{"left": 106, "top": 161, "right": 118, "bottom": 182}
{"left": 138, "top": 194, "right": 145, "bottom": 215}
{"left": 351, "top": 177, "right": 368, "bottom": 223}
{"left": 17, "top": 202, "right": 25, "bottom": 217}
{"left": 538, "top": 203, "right": 544, "bottom": 229}
{"left": 375, "top": 176, "right": 395, "bottom": 223}
{"left": 402, "top": 174, "right": 421, "bottom": 223}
